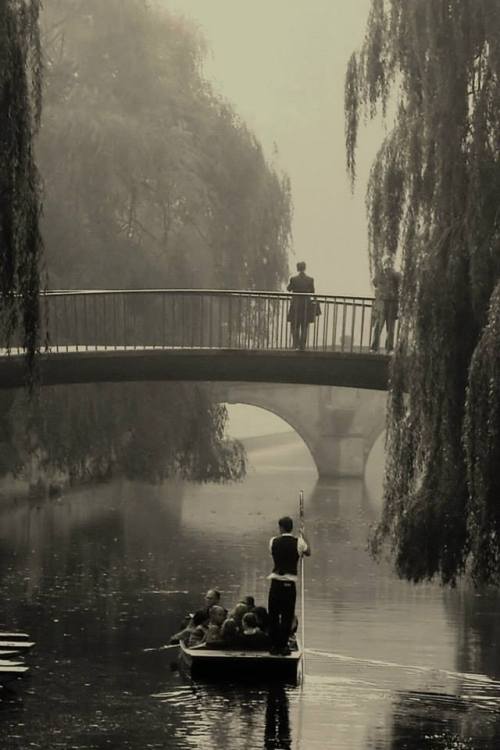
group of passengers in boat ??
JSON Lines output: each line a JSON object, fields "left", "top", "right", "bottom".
{"left": 170, "top": 514, "right": 311, "bottom": 657}
{"left": 170, "top": 590, "right": 284, "bottom": 651}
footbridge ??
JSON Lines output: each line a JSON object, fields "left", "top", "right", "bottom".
{"left": 213, "top": 382, "right": 387, "bottom": 478}
{"left": 0, "top": 289, "right": 389, "bottom": 390}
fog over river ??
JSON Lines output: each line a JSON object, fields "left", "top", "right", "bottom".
{"left": 1, "top": 433, "right": 500, "bottom": 749}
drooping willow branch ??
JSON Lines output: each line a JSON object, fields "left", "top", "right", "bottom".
{"left": 345, "top": 0, "right": 500, "bottom": 585}
{"left": 0, "top": 0, "right": 44, "bottom": 383}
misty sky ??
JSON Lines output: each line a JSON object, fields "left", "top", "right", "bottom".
{"left": 168, "top": 0, "right": 384, "bottom": 297}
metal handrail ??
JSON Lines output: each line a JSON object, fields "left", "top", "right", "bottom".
{"left": 43, "top": 288, "right": 375, "bottom": 302}
{"left": 2, "top": 289, "right": 381, "bottom": 356}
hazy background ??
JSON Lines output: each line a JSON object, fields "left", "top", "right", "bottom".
{"left": 168, "top": 0, "right": 384, "bottom": 438}
{"left": 169, "top": 0, "right": 383, "bottom": 297}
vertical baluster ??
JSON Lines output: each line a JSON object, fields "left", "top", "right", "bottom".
{"left": 322, "top": 298, "right": 328, "bottom": 351}
{"left": 312, "top": 299, "right": 318, "bottom": 350}
{"left": 172, "top": 293, "right": 176, "bottom": 348}
{"left": 53, "top": 295, "right": 59, "bottom": 353}
{"left": 162, "top": 293, "right": 166, "bottom": 348}
{"left": 83, "top": 294, "right": 89, "bottom": 351}
{"left": 246, "top": 297, "right": 250, "bottom": 349}
{"left": 122, "top": 294, "right": 127, "bottom": 350}
{"left": 73, "top": 295, "right": 78, "bottom": 352}
{"left": 341, "top": 300, "right": 347, "bottom": 351}
{"left": 331, "top": 301, "right": 337, "bottom": 350}
{"left": 350, "top": 301, "right": 356, "bottom": 352}
{"left": 102, "top": 294, "right": 107, "bottom": 350}
{"left": 265, "top": 297, "right": 270, "bottom": 349}
{"left": 208, "top": 294, "right": 212, "bottom": 348}
{"left": 181, "top": 293, "right": 185, "bottom": 349}
{"left": 360, "top": 301, "right": 366, "bottom": 352}
{"left": 237, "top": 296, "right": 242, "bottom": 349}
{"left": 63, "top": 295, "right": 69, "bottom": 352}
{"left": 111, "top": 293, "right": 116, "bottom": 350}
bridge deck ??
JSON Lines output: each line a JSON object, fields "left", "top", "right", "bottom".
{"left": 0, "top": 347, "right": 389, "bottom": 390}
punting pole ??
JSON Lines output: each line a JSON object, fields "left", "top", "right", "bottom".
{"left": 299, "top": 489, "right": 305, "bottom": 678}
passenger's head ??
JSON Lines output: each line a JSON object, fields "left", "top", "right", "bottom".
{"left": 204, "top": 589, "right": 220, "bottom": 608}
{"left": 254, "top": 606, "right": 269, "bottom": 629}
{"left": 221, "top": 618, "right": 238, "bottom": 640}
{"left": 242, "top": 612, "right": 258, "bottom": 631}
{"left": 192, "top": 609, "right": 208, "bottom": 627}
{"left": 296, "top": 261, "right": 306, "bottom": 272}
{"left": 230, "top": 602, "right": 248, "bottom": 623}
{"left": 241, "top": 596, "right": 255, "bottom": 609}
{"left": 209, "top": 605, "right": 226, "bottom": 626}
{"left": 278, "top": 516, "right": 293, "bottom": 533}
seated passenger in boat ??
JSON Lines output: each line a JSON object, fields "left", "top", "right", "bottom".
{"left": 241, "top": 595, "right": 256, "bottom": 612}
{"left": 177, "top": 610, "right": 208, "bottom": 647}
{"left": 229, "top": 602, "right": 249, "bottom": 632}
{"left": 203, "top": 589, "right": 227, "bottom": 620}
{"left": 204, "top": 605, "right": 227, "bottom": 644}
{"left": 220, "top": 617, "right": 239, "bottom": 646}
{"left": 238, "top": 612, "right": 270, "bottom": 650}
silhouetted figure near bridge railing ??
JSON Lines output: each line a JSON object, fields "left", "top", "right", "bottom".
{"left": 287, "top": 261, "right": 317, "bottom": 350}
{"left": 370, "top": 258, "right": 401, "bottom": 353}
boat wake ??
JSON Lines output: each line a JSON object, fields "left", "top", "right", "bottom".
{"left": 304, "top": 648, "right": 500, "bottom": 688}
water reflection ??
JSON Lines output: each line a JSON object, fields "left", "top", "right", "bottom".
{"left": 1, "top": 434, "right": 500, "bottom": 748}
{"left": 264, "top": 685, "right": 291, "bottom": 750}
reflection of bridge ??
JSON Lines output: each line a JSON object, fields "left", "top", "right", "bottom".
{"left": 0, "top": 290, "right": 389, "bottom": 390}
{"left": 215, "top": 383, "right": 386, "bottom": 478}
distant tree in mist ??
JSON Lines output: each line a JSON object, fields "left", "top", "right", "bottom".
{"left": 0, "top": 0, "right": 43, "bottom": 377}
{"left": 346, "top": 1, "right": 500, "bottom": 585}
{"left": 2, "top": 0, "right": 292, "bottom": 488}
{"left": 39, "top": 0, "right": 291, "bottom": 290}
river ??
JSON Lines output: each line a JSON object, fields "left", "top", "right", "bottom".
{"left": 1, "top": 434, "right": 500, "bottom": 749}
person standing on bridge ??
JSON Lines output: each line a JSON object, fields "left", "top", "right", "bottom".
{"left": 267, "top": 515, "right": 310, "bottom": 655}
{"left": 287, "top": 262, "right": 316, "bottom": 350}
{"left": 370, "top": 258, "right": 401, "bottom": 353}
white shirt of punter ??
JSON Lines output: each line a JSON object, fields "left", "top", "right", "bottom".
{"left": 267, "top": 533, "right": 308, "bottom": 582}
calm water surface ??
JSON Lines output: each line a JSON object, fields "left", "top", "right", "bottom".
{"left": 1, "top": 436, "right": 500, "bottom": 749}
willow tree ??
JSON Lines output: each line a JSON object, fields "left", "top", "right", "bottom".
{"left": 0, "top": 0, "right": 43, "bottom": 375}
{"left": 345, "top": 1, "right": 500, "bottom": 585}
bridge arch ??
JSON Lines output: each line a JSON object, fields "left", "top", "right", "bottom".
{"left": 223, "top": 400, "right": 320, "bottom": 476}
{"left": 214, "top": 383, "right": 387, "bottom": 479}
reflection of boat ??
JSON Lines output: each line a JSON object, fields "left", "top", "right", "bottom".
{"left": 179, "top": 640, "right": 302, "bottom": 684}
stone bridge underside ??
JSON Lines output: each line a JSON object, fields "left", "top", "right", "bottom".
{"left": 213, "top": 382, "right": 387, "bottom": 478}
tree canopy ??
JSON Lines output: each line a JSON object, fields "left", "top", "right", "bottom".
{"left": 0, "top": 0, "right": 43, "bottom": 376}
{"left": 0, "top": 0, "right": 292, "bottom": 490}
{"left": 345, "top": 0, "right": 500, "bottom": 585}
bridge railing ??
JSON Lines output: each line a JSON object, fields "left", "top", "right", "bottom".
{"left": 23, "top": 289, "right": 377, "bottom": 354}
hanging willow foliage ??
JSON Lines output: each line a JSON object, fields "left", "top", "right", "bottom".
{"left": 345, "top": 1, "right": 500, "bottom": 585}
{"left": 0, "top": 0, "right": 43, "bottom": 379}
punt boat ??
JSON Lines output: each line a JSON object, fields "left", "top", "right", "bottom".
{"left": 179, "top": 639, "right": 302, "bottom": 684}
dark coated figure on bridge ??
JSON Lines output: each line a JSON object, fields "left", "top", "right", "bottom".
{"left": 267, "top": 515, "right": 310, "bottom": 655}
{"left": 370, "top": 258, "right": 401, "bottom": 353}
{"left": 287, "top": 261, "right": 316, "bottom": 350}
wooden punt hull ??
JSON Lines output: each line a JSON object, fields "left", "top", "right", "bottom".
{"left": 179, "top": 641, "right": 302, "bottom": 684}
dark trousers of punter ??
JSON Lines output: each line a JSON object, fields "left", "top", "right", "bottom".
{"left": 268, "top": 579, "right": 296, "bottom": 652}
